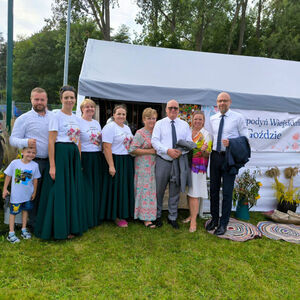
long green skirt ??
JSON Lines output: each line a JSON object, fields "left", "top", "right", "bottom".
{"left": 35, "top": 143, "right": 88, "bottom": 240}
{"left": 100, "top": 154, "right": 134, "bottom": 220}
{"left": 81, "top": 151, "right": 104, "bottom": 228}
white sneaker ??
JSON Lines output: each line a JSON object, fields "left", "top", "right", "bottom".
{"left": 21, "top": 228, "right": 32, "bottom": 239}
{"left": 7, "top": 233, "right": 20, "bottom": 243}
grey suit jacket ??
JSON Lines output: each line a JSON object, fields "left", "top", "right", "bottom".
{"left": 170, "top": 140, "right": 197, "bottom": 193}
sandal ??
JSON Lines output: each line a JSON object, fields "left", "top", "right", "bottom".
{"left": 182, "top": 217, "right": 191, "bottom": 224}
{"left": 116, "top": 219, "right": 128, "bottom": 228}
{"left": 144, "top": 221, "right": 156, "bottom": 229}
{"left": 189, "top": 226, "right": 197, "bottom": 233}
{"left": 189, "top": 221, "right": 197, "bottom": 233}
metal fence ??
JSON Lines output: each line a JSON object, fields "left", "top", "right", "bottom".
{"left": 0, "top": 102, "right": 62, "bottom": 132}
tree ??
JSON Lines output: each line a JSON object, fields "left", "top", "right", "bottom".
{"left": 259, "top": 0, "right": 300, "bottom": 61}
{"left": 13, "top": 21, "right": 101, "bottom": 103}
{"left": 112, "top": 25, "right": 131, "bottom": 43}
{"left": 136, "top": 0, "right": 232, "bottom": 52}
{"left": 237, "top": 0, "right": 248, "bottom": 54}
{"left": 48, "top": 0, "right": 119, "bottom": 41}
{"left": 136, "top": 0, "right": 188, "bottom": 49}
{"left": 227, "top": 0, "right": 241, "bottom": 53}
{"left": 186, "top": 0, "right": 231, "bottom": 52}
{"left": 13, "top": 30, "right": 64, "bottom": 103}
{"left": 256, "top": 0, "right": 264, "bottom": 39}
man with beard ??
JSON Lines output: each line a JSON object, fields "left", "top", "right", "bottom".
{"left": 10, "top": 87, "right": 52, "bottom": 230}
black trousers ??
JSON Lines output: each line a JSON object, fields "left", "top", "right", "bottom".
{"left": 209, "top": 151, "right": 236, "bottom": 226}
{"left": 28, "top": 158, "right": 49, "bottom": 228}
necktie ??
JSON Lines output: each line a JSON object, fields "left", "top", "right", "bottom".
{"left": 171, "top": 120, "right": 177, "bottom": 148}
{"left": 216, "top": 114, "right": 225, "bottom": 152}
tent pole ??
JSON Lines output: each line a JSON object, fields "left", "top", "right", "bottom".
{"left": 63, "top": 0, "right": 71, "bottom": 85}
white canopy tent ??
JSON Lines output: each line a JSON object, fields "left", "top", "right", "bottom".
{"left": 78, "top": 39, "right": 300, "bottom": 113}
{"left": 77, "top": 39, "right": 300, "bottom": 212}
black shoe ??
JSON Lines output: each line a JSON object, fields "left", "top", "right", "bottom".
{"left": 154, "top": 218, "right": 163, "bottom": 228}
{"left": 214, "top": 224, "right": 227, "bottom": 235}
{"left": 168, "top": 219, "right": 179, "bottom": 229}
{"left": 205, "top": 219, "right": 218, "bottom": 231}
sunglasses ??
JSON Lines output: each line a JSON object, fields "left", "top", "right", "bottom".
{"left": 168, "top": 106, "right": 179, "bottom": 110}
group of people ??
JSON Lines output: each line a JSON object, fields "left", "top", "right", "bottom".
{"left": 4, "top": 85, "right": 248, "bottom": 243}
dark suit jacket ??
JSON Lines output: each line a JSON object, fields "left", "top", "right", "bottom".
{"left": 224, "top": 136, "right": 251, "bottom": 175}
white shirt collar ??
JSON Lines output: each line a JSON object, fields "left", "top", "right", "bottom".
{"left": 219, "top": 109, "right": 231, "bottom": 118}
{"left": 31, "top": 108, "right": 48, "bottom": 117}
{"left": 167, "top": 116, "right": 177, "bottom": 123}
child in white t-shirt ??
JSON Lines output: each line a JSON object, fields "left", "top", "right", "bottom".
{"left": 2, "top": 147, "right": 41, "bottom": 243}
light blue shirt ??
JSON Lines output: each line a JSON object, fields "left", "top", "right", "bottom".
{"left": 9, "top": 109, "right": 52, "bottom": 158}
{"left": 151, "top": 117, "right": 192, "bottom": 161}
{"left": 208, "top": 109, "right": 248, "bottom": 151}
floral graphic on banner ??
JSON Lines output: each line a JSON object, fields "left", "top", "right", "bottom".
{"left": 90, "top": 132, "right": 102, "bottom": 146}
{"left": 178, "top": 104, "right": 201, "bottom": 126}
{"left": 290, "top": 132, "right": 300, "bottom": 151}
{"left": 67, "top": 127, "right": 81, "bottom": 144}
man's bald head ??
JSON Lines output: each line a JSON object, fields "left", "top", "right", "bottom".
{"left": 166, "top": 99, "right": 179, "bottom": 120}
{"left": 217, "top": 92, "right": 232, "bottom": 114}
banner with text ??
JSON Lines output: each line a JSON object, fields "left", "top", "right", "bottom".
{"left": 202, "top": 106, "right": 300, "bottom": 152}
{"left": 233, "top": 109, "right": 300, "bottom": 152}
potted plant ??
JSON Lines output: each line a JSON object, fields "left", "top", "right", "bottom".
{"left": 233, "top": 169, "right": 262, "bottom": 220}
{"left": 265, "top": 167, "right": 299, "bottom": 213}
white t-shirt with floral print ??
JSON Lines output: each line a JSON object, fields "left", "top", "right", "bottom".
{"left": 102, "top": 121, "right": 133, "bottom": 155}
{"left": 79, "top": 118, "right": 102, "bottom": 152}
{"left": 49, "top": 111, "right": 80, "bottom": 144}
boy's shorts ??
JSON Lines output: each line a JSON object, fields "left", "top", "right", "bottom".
{"left": 10, "top": 201, "right": 33, "bottom": 215}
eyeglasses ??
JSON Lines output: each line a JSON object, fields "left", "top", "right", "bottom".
{"left": 217, "top": 99, "right": 230, "bottom": 103}
{"left": 168, "top": 107, "right": 179, "bottom": 110}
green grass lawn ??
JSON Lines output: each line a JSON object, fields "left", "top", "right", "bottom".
{"left": 0, "top": 210, "right": 299, "bottom": 299}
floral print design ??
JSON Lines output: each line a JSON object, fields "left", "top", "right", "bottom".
{"left": 67, "top": 127, "right": 80, "bottom": 144}
{"left": 128, "top": 128, "right": 156, "bottom": 221}
{"left": 90, "top": 132, "right": 102, "bottom": 146}
{"left": 123, "top": 135, "right": 133, "bottom": 151}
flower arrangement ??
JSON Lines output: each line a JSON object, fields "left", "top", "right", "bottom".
{"left": 265, "top": 167, "right": 300, "bottom": 204}
{"left": 233, "top": 169, "right": 262, "bottom": 208}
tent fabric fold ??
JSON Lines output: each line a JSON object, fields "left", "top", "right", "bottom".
{"left": 78, "top": 39, "right": 300, "bottom": 113}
